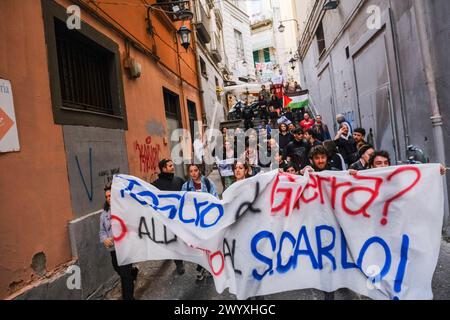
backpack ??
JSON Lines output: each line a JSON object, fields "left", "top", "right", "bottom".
{"left": 189, "top": 178, "right": 212, "bottom": 194}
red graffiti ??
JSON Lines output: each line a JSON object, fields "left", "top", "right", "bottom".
{"left": 134, "top": 136, "right": 161, "bottom": 173}
{"left": 270, "top": 166, "right": 423, "bottom": 225}
{"left": 111, "top": 214, "right": 127, "bottom": 241}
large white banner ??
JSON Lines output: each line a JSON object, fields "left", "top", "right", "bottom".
{"left": 111, "top": 164, "right": 444, "bottom": 300}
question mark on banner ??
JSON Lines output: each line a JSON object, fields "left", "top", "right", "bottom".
{"left": 366, "top": 265, "right": 382, "bottom": 290}
{"left": 381, "top": 167, "right": 421, "bottom": 225}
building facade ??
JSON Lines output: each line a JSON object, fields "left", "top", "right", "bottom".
{"left": 249, "top": 0, "right": 301, "bottom": 84}
{"left": 193, "top": 0, "right": 227, "bottom": 131}
{"left": 296, "top": 0, "right": 450, "bottom": 224}
{"left": 0, "top": 0, "right": 202, "bottom": 299}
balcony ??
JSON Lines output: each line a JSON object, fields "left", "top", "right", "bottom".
{"left": 194, "top": 3, "right": 211, "bottom": 44}
{"left": 210, "top": 34, "right": 222, "bottom": 63}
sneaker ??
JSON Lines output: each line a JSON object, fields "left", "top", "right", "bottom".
{"left": 176, "top": 264, "right": 185, "bottom": 275}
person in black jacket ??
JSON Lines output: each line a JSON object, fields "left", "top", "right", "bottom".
{"left": 278, "top": 123, "right": 293, "bottom": 154}
{"left": 334, "top": 123, "right": 358, "bottom": 166}
{"left": 152, "top": 158, "right": 186, "bottom": 275}
{"left": 283, "top": 127, "right": 311, "bottom": 170}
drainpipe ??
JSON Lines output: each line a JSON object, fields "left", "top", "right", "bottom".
{"left": 413, "top": 0, "right": 449, "bottom": 229}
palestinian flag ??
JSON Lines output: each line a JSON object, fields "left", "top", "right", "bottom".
{"left": 284, "top": 93, "right": 309, "bottom": 110}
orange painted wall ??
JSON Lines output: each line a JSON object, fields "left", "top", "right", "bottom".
{"left": 0, "top": 0, "right": 203, "bottom": 298}
{"left": 0, "top": 0, "right": 74, "bottom": 297}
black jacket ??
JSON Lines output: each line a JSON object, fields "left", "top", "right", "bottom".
{"left": 152, "top": 173, "right": 185, "bottom": 191}
{"left": 335, "top": 137, "right": 358, "bottom": 165}
{"left": 284, "top": 139, "right": 311, "bottom": 169}
{"left": 279, "top": 132, "right": 293, "bottom": 152}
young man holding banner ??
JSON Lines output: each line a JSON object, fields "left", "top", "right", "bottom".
{"left": 152, "top": 159, "right": 186, "bottom": 275}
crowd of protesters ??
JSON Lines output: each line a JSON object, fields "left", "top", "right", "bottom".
{"left": 99, "top": 83, "right": 446, "bottom": 300}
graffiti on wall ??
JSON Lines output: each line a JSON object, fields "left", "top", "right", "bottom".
{"left": 75, "top": 147, "right": 122, "bottom": 201}
{"left": 134, "top": 136, "right": 161, "bottom": 178}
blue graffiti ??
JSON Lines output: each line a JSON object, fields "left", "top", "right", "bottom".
{"left": 75, "top": 147, "right": 93, "bottom": 201}
{"left": 251, "top": 225, "right": 408, "bottom": 299}
{"left": 117, "top": 175, "right": 224, "bottom": 228}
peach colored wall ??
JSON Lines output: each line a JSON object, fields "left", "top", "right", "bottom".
{"left": 0, "top": 0, "right": 74, "bottom": 298}
{"left": 0, "top": 0, "right": 203, "bottom": 299}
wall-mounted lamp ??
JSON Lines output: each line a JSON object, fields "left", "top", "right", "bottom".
{"left": 177, "top": 26, "right": 192, "bottom": 50}
{"left": 278, "top": 19, "right": 299, "bottom": 33}
{"left": 323, "top": 0, "right": 339, "bottom": 10}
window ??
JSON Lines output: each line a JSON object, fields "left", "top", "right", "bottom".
{"left": 55, "top": 20, "right": 113, "bottom": 115}
{"left": 263, "top": 48, "right": 271, "bottom": 62}
{"left": 42, "top": 0, "right": 127, "bottom": 129}
{"left": 253, "top": 51, "right": 260, "bottom": 64}
{"left": 200, "top": 57, "right": 208, "bottom": 78}
{"left": 187, "top": 100, "right": 198, "bottom": 143}
{"left": 163, "top": 88, "right": 181, "bottom": 123}
{"left": 316, "top": 21, "right": 326, "bottom": 57}
{"left": 234, "top": 29, "right": 244, "bottom": 59}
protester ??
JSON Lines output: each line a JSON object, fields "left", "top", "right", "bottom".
{"left": 284, "top": 127, "right": 311, "bottom": 170}
{"left": 259, "top": 84, "right": 270, "bottom": 102}
{"left": 349, "top": 144, "right": 374, "bottom": 171}
{"left": 336, "top": 113, "right": 353, "bottom": 135}
{"left": 284, "top": 163, "right": 299, "bottom": 175}
{"left": 300, "top": 112, "right": 315, "bottom": 131}
{"left": 232, "top": 160, "right": 251, "bottom": 183}
{"left": 269, "top": 94, "right": 281, "bottom": 116}
{"left": 334, "top": 122, "right": 358, "bottom": 166}
{"left": 242, "top": 103, "right": 255, "bottom": 130}
{"left": 258, "top": 95, "right": 269, "bottom": 121}
{"left": 353, "top": 128, "right": 367, "bottom": 150}
{"left": 312, "top": 115, "right": 331, "bottom": 141}
{"left": 300, "top": 145, "right": 340, "bottom": 175}
{"left": 283, "top": 107, "right": 294, "bottom": 123}
{"left": 99, "top": 183, "right": 138, "bottom": 300}
{"left": 152, "top": 159, "right": 186, "bottom": 274}
{"left": 323, "top": 140, "right": 346, "bottom": 171}
{"left": 182, "top": 164, "right": 218, "bottom": 281}
{"left": 278, "top": 123, "right": 293, "bottom": 153}
{"left": 305, "top": 129, "right": 322, "bottom": 147}
{"left": 244, "top": 134, "right": 261, "bottom": 176}
{"left": 368, "top": 150, "right": 391, "bottom": 169}
{"left": 216, "top": 140, "right": 236, "bottom": 190}
{"left": 272, "top": 151, "right": 288, "bottom": 172}
{"left": 288, "top": 123, "right": 296, "bottom": 133}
